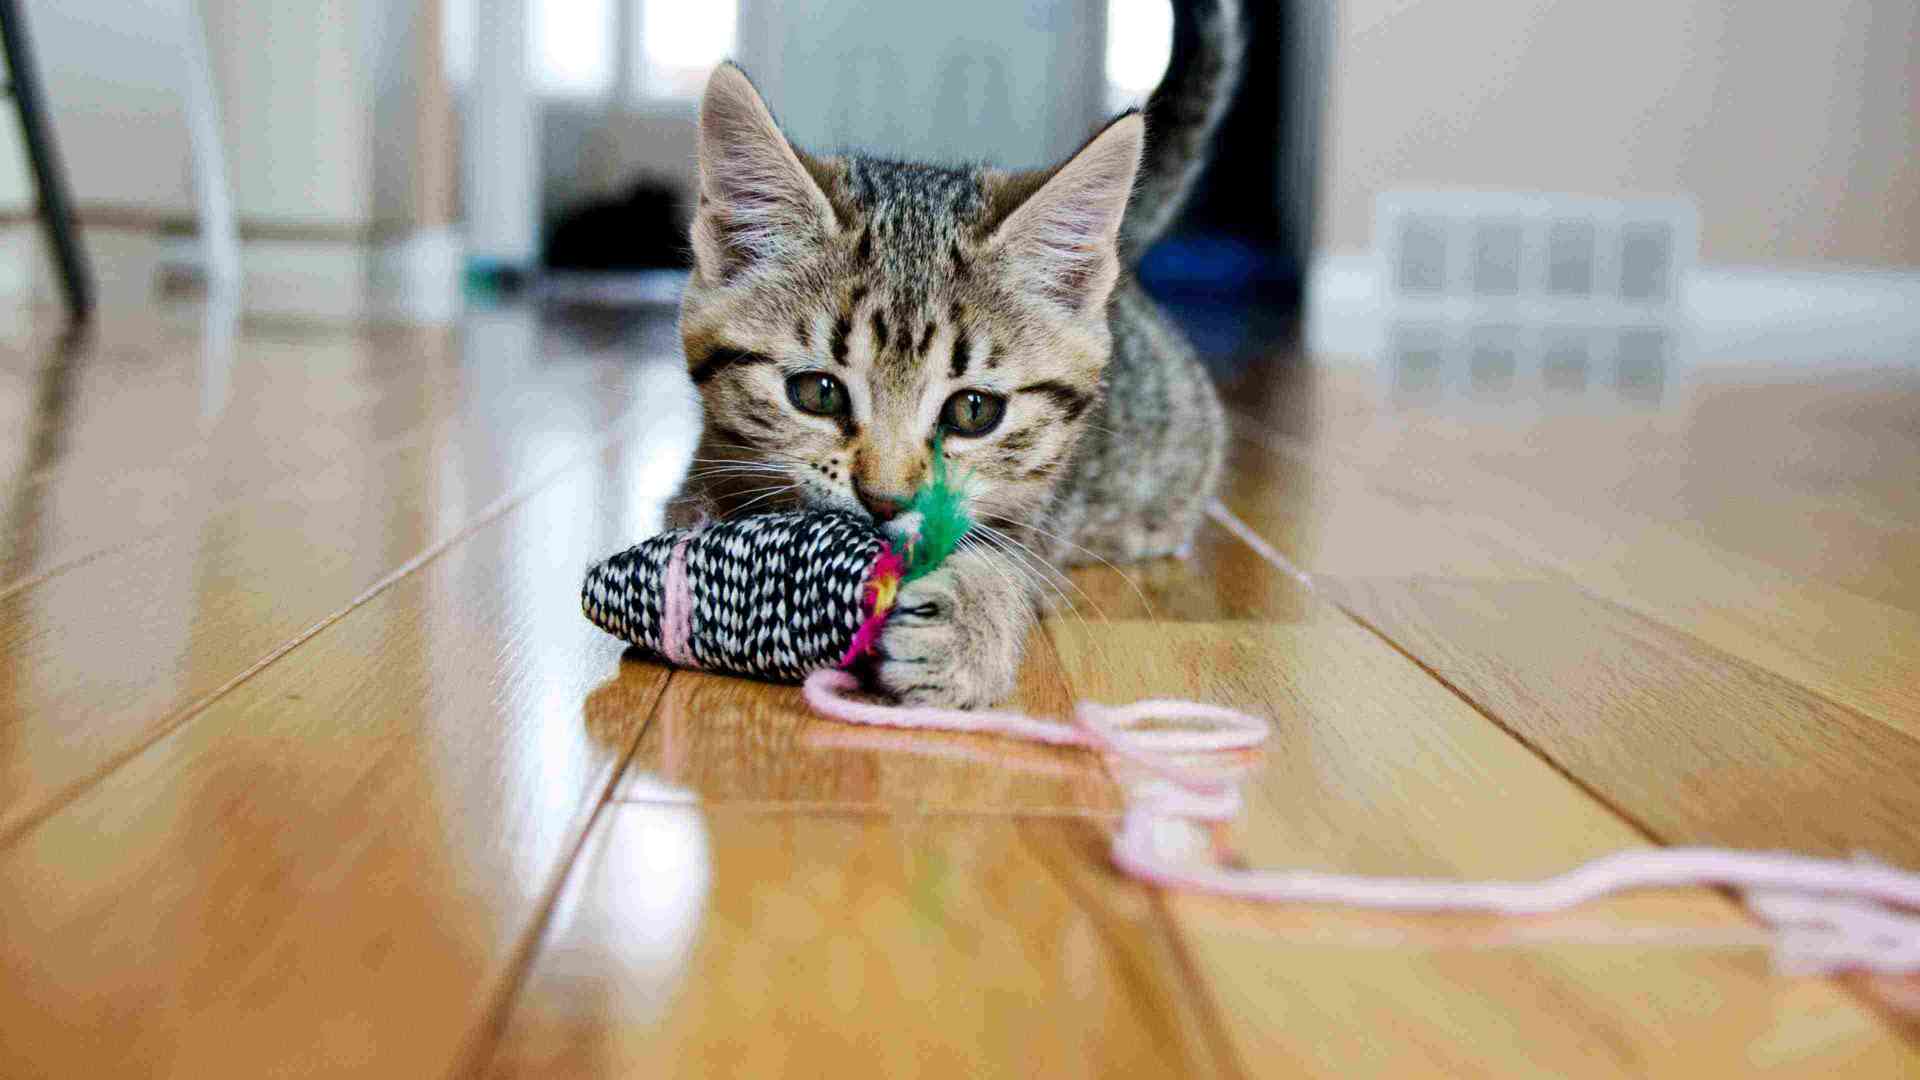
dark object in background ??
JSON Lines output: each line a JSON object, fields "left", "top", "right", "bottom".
{"left": 544, "top": 179, "right": 691, "bottom": 272}
{"left": 1140, "top": 0, "right": 1324, "bottom": 370}
{"left": 0, "top": 0, "right": 93, "bottom": 321}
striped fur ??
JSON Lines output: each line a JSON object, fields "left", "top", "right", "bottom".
{"left": 1121, "top": 0, "right": 1245, "bottom": 263}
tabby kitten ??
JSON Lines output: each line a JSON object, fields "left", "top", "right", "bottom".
{"left": 673, "top": 0, "right": 1242, "bottom": 707}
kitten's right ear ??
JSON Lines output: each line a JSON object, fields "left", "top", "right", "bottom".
{"left": 984, "top": 112, "right": 1143, "bottom": 315}
{"left": 693, "top": 63, "right": 838, "bottom": 282}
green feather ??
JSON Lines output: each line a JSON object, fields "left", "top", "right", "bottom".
{"left": 902, "top": 430, "right": 973, "bottom": 582}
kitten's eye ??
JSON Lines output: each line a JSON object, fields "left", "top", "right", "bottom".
{"left": 786, "top": 372, "right": 851, "bottom": 417}
{"left": 940, "top": 389, "right": 1006, "bottom": 437}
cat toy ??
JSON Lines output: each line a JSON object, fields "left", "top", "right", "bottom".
{"left": 581, "top": 467, "right": 1920, "bottom": 976}
{"left": 580, "top": 447, "right": 970, "bottom": 683}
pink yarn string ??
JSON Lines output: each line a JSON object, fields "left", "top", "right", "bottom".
{"left": 1112, "top": 828, "right": 1920, "bottom": 915}
{"left": 661, "top": 537, "right": 696, "bottom": 669}
{"left": 802, "top": 670, "right": 1265, "bottom": 774}
{"left": 800, "top": 668, "right": 1920, "bottom": 975}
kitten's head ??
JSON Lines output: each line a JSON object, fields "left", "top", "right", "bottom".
{"left": 679, "top": 63, "right": 1142, "bottom": 528}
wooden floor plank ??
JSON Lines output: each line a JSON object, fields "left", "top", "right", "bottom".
{"left": 1235, "top": 360, "right": 1920, "bottom": 551}
{"left": 1328, "top": 577, "right": 1920, "bottom": 863}
{"left": 1047, "top": 521, "right": 1917, "bottom": 1074}
{"left": 1224, "top": 362, "right": 1920, "bottom": 737}
{"left": 1, "top": 317, "right": 647, "bottom": 596}
{"left": 0, "top": 431, "right": 686, "bottom": 1078}
{"left": 5, "top": 321, "right": 449, "bottom": 508}
{"left": 480, "top": 805, "right": 1235, "bottom": 1079}
{"left": 9, "top": 302, "right": 1920, "bottom": 1073}
{"left": 1225, "top": 421, "right": 1920, "bottom": 746}
{"left": 0, "top": 345, "right": 681, "bottom": 840}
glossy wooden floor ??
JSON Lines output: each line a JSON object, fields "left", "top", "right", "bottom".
{"left": 2, "top": 300, "right": 1917, "bottom": 1076}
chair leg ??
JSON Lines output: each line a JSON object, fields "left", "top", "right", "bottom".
{"left": 0, "top": 0, "right": 95, "bottom": 320}
{"left": 177, "top": 0, "right": 238, "bottom": 290}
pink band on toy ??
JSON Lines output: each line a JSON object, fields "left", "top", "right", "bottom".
{"left": 661, "top": 537, "right": 696, "bottom": 669}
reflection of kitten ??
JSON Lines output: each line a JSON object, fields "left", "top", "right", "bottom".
{"left": 673, "top": 1, "right": 1242, "bottom": 706}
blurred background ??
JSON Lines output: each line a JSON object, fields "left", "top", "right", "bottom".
{"left": 4, "top": 0, "right": 1917, "bottom": 381}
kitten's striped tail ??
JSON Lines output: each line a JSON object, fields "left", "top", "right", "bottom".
{"left": 1120, "top": 0, "right": 1244, "bottom": 265}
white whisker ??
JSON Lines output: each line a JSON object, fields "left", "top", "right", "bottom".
{"left": 963, "top": 529, "right": 1122, "bottom": 678}
{"left": 961, "top": 534, "right": 1081, "bottom": 635}
{"left": 982, "top": 513, "right": 1157, "bottom": 623}
{"left": 683, "top": 465, "right": 794, "bottom": 482}
{"left": 972, "top": 522, "right": 1111, "bottom": 628}
{"left": 698, "top": 443, "right": 813, "bottom": 466}
{"left": 727, "top": 483, "right": 803, "bottom": 515}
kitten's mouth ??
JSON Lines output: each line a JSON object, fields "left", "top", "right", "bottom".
{"left": 804, "top": 489, "right": 871, "bottom": 521}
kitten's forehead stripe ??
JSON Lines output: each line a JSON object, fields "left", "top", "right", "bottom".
{"left": 829, "top": 314, "right": 851, "bottom": 365}
{"left": 844, "top": 158, "right": 987, "bottom": 302}
{"left": 690, "top": 345, "right": 772, "bottom": 385}
{"left": 949, "top": 333, "right": 971, "bottom": 380}
{"left": 1018, "top": 380, "right": 1093, "bottom": 421}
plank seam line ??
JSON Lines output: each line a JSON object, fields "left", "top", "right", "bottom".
{"left": 1212, "top": 479, "right": 1920, "bottom": 1047}
{"left": 1229, "top": 404, "right": 1920, "bottom": 750}
{"left": 1148, "top": 887, "right": 1257, "bottom": 1080}
{"left": 446, "top": 669, "right": 678, "bottom": 1077}
{"left": 0, "top": 422, "right": 455, "bottom": 605}
{"left": 0, "top": 423, "right": 638, "bottom": 850}
{"left": 0, "top": 358, "right": 572, "bottom": 605}
{"left": 1204, "top": 498, "right": 1668, "bottom": 847}
{"left": 604, "top": 798, "right": 1123, "bottom": 819}
{"left": 1569, "top": 583, "right": 1920, "bottom": 755}
{"left": 1037, "top": 558, "right": 1251, "bottom": 1080}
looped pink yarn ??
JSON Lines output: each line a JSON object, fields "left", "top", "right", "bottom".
{"left": 802, "top": 669, "right": 1266, "bottom": 776}
{"left": 661, "top": 537, "right": 696, "bottom": 669}
{"left": 800, "top": 667, "right": 1920, "bottom": 975}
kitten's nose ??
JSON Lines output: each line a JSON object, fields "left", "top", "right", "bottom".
{"left": 853, "top": 481, "right": 907, "bottom": 522}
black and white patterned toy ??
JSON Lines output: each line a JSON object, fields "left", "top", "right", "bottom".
{"left": 581, "top": 510, "right": 897, "bottom": 682}
{"left": 583, "top": 450, "right": 971, "bottom": 683}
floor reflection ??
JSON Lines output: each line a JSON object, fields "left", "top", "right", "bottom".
{"left": 587, "top": 795, "right": 712, "bottom": 1026}
{"left": 1386, "top": 318, "right": 1677, "bottom": 406}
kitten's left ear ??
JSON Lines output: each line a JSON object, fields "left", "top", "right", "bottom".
{"left": 693, "top": 63, "right": 839, "bottom": 282}
{"left": 986, "top": 113, "right": 1144, "bottom": 313}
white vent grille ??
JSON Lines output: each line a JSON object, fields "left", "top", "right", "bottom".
{"left": 1372, "top": 191, "right": 1694, "bottom": 404}
{"left": 1376, "top": 191, "right": 1697, "bottom": 314}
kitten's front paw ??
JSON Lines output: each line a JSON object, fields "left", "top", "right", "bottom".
{"left": 872, "top": 553, "right": 1028, "bottom": 709}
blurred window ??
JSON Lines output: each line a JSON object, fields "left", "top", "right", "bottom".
{"left": 445, "top": 0, "right": 735, "bottom": 104}
{"left": 1106, "top": 0, "right": 1172, "bottom": 110}
{"left": 637, "top": 0, "right": 737, "bottom": 100}
{"left": 534, "top": 0, "right": 617, "bottom": 97}
{"left": 444, "top": 0, "right": 474, "bottom": 87}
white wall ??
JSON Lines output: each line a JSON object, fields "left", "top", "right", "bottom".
{"left": 1319, "top": 0, "right": 1920, "bottom": 267}
{"left": 16, "top": 0, "right": 197, "bottom": 216}
{"left": 20, "top": 0, "right": 448, "bottom": 234}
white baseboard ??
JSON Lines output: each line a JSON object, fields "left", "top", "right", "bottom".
{"left": 1307, "top": 250, "right": 1920, "bottom": 368}
{"left": 0, "top": 223, "right": 464, "bottom": 323}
